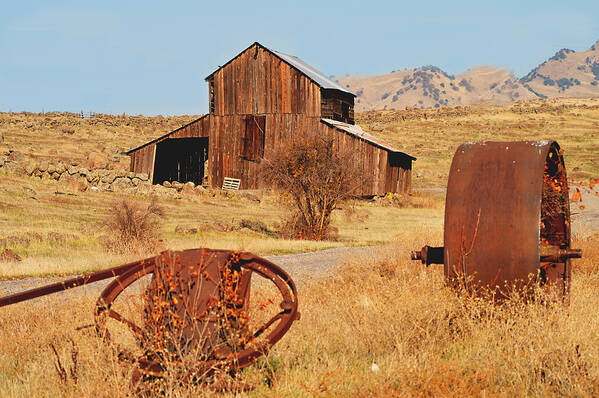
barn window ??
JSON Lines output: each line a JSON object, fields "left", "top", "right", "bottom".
{"left": 241, "top": 115, "right": 265, "bottom": 161}
{"left": 342, "top": 102, "right": 349, "bottom": 121}
{"left": 209, "top": 79, "right": 215, "bottom": 113}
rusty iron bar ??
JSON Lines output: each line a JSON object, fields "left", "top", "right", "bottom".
{"left": 539, "top": 247, "right": 582, "bottom": 263}
{"left": 411, "top": 246, "right": 582, "bottom": 266}
{"left": 410, "top": 246, "right": 444, "bottom": 266}
{"left": 0, "top": 258, "right": 143, "bottom": 308}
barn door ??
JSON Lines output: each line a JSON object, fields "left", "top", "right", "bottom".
{"left": 153, "top": 137, "right": 209, "bottom": 185}
{"left": 241, "top": 115, "right": 265, "bottom": 161}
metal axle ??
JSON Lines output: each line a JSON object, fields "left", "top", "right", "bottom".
{"left": 411, "top": 245, "right": 582, "bottom": 266}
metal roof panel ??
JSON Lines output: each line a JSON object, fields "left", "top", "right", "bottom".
{"left": 270, "top": 49, "right": 354, "bottom": 95}
{"left": 320, "top": 118, "right": 416, "bottom": 160}
{"left": 205, "top": 42, "right": 355, "bottom": 96}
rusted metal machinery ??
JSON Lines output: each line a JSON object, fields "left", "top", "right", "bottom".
{"left": 0, "top": 249, "right": 299, "bottom": 381}
{"left": 411, "top": 140, "right": 582, "bottom": 300}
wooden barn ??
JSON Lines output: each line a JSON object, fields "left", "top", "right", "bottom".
{"left": 126, "top": 42, "right": 415, "bottom": 195}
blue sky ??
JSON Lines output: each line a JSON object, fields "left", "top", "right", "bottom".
{"left": 1, "top": 0, "right": 598, "bottom": 115}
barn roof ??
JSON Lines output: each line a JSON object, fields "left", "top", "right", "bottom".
{"left": 205, "top": 42, "right": 355, "bottom": 97}
{"left": 125, "top": 114, "right": 208, "bottom": 154}
{"left": 320, "top": 118, "right": 416, "bottom": 160}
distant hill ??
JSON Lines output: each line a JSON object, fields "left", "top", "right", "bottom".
{"left": 521, "top": 40, "right": 599, "bottom": 98}
{"left": 337, "top": 66, "right": 536, "bottom": 111}
{"left": 336, "top": 40, "right": 599, "bottom": 111}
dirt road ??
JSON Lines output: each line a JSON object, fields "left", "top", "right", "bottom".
{"left": 571, "top": 188, "right": 599, "bottom": 238}
{"left": 0, "top": 245, "right": 383, "bottom": 304}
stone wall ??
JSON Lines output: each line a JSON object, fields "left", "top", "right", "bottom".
{"left": 0, "top": 156, "right": 151, "bottom": 193}
{"left": 0, "top": 149, "right": 224, "bottom": 199}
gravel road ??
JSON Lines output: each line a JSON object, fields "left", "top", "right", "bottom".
{"left": 0, "top": 245, "right": 383, "bottom": 304}
{"left": 571, "top": 188, "right": 599, "bottom": 238}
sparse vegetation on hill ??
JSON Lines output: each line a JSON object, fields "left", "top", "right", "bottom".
{"left": 338, "top": 39, "right": 599, "bottom": 111}
{"left": 356, "top": 98, "right": 599, "bottom": 187}
{"left": 520, "top": 40, "right": 599, "bottom": 99}
{"left": 339, "top": 65, "right": 536, "bottom": 111}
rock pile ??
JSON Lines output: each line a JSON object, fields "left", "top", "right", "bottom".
{"left": 157, "top": 180, "right": 207, "bottom": 198}
{"left": 0, "top": 150, "right": 153, "bottom": 194}
{"left": 0, "top": 152, "right": 258, "bottom": 201}
{"left": 0, "top": 232, "right": 79, "bottom": 249}
{"left": 26, "top": 161, "right": 150, "bottom": 193}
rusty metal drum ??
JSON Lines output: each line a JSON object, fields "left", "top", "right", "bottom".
{"left": 413, "top": 140, "right": 581, "bottom": 300}
{"left": 445, "top": 140, "right": 580, "bottom": 299}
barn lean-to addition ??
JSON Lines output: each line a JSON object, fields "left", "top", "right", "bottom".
{"left": 126, "top": 42, "right": 415, "bottom": 195}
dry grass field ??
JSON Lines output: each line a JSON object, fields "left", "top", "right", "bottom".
{"left": 358, "top": 98, "right": 599, "bottom": 187}
{"left": 0, "top": 170, "right": 443, "bottom": 278}
{"left": 0, "top": 111, "right": 198, "bottom": 169}
{"left": 0, "top": 233, "right": 598, "bottom": 397}
{"left": 1, "top": 98, "right": 598, "bottom": 396}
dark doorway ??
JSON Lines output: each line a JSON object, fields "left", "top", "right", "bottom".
{"left": 153, "top": 137, "right": 209, "bottom": 185}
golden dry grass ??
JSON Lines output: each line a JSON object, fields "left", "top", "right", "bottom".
{"left": 0, "top": 111, "right": 198, "bottom": 168}
{"left": 0, "top": 170, "right": 443, "bottom": 277}
{"left": 358, "top": 98, "right": 599, "bottom": 187}
{"left": 0, "top": 233, "right": 597, "bottom": 397}
{"left": 1, "top": 99, "right": 598, "bottom": 395}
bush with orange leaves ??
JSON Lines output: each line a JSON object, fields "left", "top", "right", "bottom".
{"left": 130, "top": 252, "right": 253, "bottom": 388}
{"left": 263, "top": 133, "right": 362, "bottom": 240}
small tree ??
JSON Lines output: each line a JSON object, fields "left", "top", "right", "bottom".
{"left": 263, "top": 133, "right": 362, "bottom": 240}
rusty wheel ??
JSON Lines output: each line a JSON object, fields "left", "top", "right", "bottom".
{"left": 412, "top": 140, "right": 581, "bottom": 301}
{"left": 94, "top": 249, "right": 299, "bottom": 378}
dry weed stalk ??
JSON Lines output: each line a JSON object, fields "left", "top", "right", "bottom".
{"left": 102, "top": 197, "right": 163, "bottom": 253}
{"left": 49, "top": 339, "right": 79, "bottom": 385}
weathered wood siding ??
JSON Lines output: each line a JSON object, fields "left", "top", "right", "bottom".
{"left": 210, "top": 45, "right": 322, "bottom": 117}
{"left": 321, "top": 89, "right": 355, "bottom": 124}
{"left": 315, "top": 123, "right": 411, "bottom": 196}
{"left": 129, "top": 115, "right": 211, "bottom": 182}
{"left": 204, "top": 114, "right": 410, "bottom": 195}
{"left": 130, "top": 114, "right": 411, "bottom": 194}
{"left": 129, "top": 145, "right": 156, "bottom": 179}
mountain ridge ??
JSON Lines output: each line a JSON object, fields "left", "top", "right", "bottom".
{"left": 337, "top": 40, "right": 599, "bottom": 111}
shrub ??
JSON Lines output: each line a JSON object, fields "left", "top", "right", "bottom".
{"left": 102, "top": 197, "right": 163, "bottom": 253}
{"left": 458, "top": 78, "right": 474, "bottom": 92}
{"left": 263, "top": 133, "right": 362, "bottom": 240}
{"left": 591, "top": 62, "right": 599, "bottom": 80}
{"left": 556, "top": 78, "right": 574, "bottom": 91}
{"left": 549, "top": 48, "right": 574, "bottom": 61}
